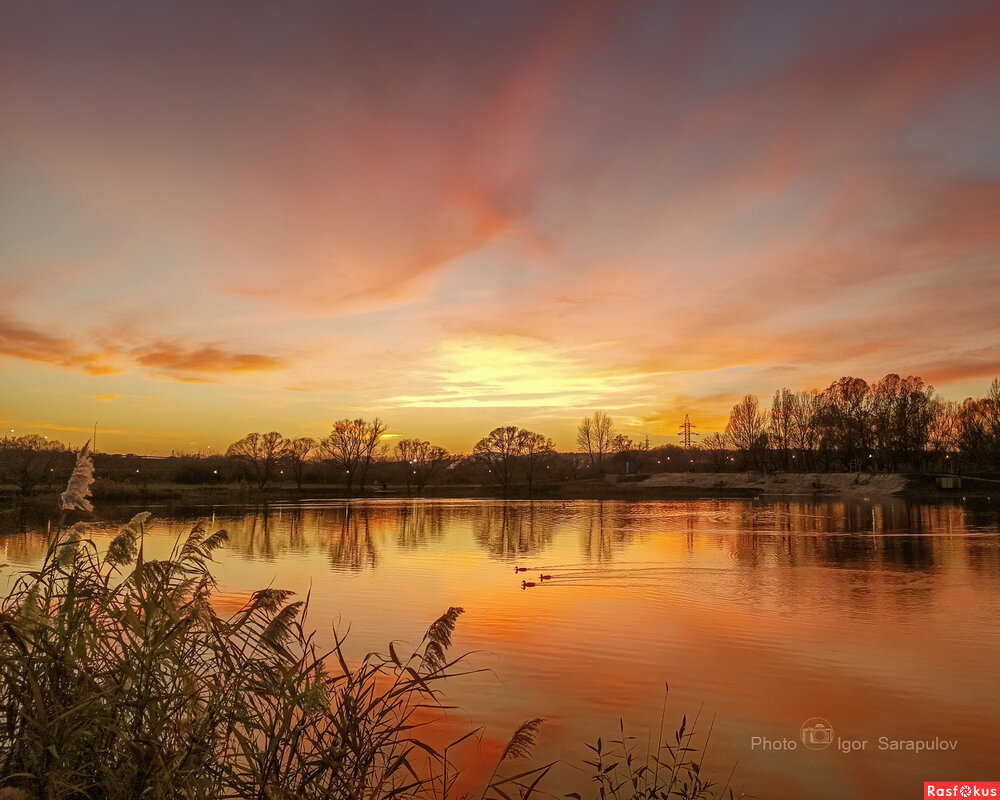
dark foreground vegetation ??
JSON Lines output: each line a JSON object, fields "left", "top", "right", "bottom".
{"left": 3, "top": 374, "right": 998, "bottom": 504}
{"left": 0, "top": 447, "right": 738, "bottom": 799}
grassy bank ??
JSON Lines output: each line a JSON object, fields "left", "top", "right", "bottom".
{"left": 1, "top": 471, "right": 930, "bottom": 510}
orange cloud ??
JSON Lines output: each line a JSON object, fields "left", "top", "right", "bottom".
{"left": 0, "top": 315, "right": 118, "bottom": 375}
{"left": 133, "top": 344, "right": 285, "bottom": 375}
{"left": 914, "top": 359, "right": 1000, "bottom": 388}
{"left": 0, "top": 313, "right": 286, "bottom": 382}
{"left": 90, "top": 393, "right": 119, "bottom": 402}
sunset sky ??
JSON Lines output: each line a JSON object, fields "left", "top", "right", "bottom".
{"left": 2, "top": 0, "right": 999, "bottom": 455}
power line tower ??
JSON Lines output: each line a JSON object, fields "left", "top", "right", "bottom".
{"left": 677, "top": 414, "right": 699, "bottom": 448}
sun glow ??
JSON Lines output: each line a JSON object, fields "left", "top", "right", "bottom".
{"left": 387, "top": 338, "right": 653, "bottom": 409}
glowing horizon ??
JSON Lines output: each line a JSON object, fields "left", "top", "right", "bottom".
{"left": 2, "top": 1, "right": 999, "bottom": 455}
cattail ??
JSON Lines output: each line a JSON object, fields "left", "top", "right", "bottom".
{"left": 60, "top": 441, "right": 94, "bottom": 513}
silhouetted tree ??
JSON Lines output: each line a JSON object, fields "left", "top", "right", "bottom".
{"left": 868, "top": 374, "right": 936, "bottom": 470}
{"left": 769, "top": 389, "right": 795, "bottom": 471}
{"left": 701, "top": 432, "right": 731, "bottom": 471}
{"left": 611, "top": 433, "right": 650, "bottom": 474}
{"left": 726, "top": 395, "right": 768, "bottom": 471}
{"left": 320, "top": 418, "right": 387, "bottom": 492}
{"left": 788, "top": 390, "right": 822, "bottom": 470}
{"left": 817, "top": 377, "right": 872, "bottom": 469}
{"left": 577, "top": 411, "right": 615, "bottom": 470}
{"left": 281, "top": 436, "right": 316, "bottom": 490}
{"left": 225, "top": 431, "right": 283, "bottom": 488}
{"left": 946, "top": 378, "right": 1000, "bottom": 469}
{"left": 518, "top": 430, "right": 556, "bottom": 495}
{"left": 0, "top": 435, "right": 66, "bottom": 497}
{"left": 395, "top": 438, "right": 448, "bottom": 494}
{"left": 473, "top": 426, "right": 523, "bottom": 496}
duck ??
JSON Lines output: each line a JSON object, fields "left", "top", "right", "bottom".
{"left": 539, "top": 574, "right": 552, "bottom": 581}
{"left": 521, "top": 580, "right": 536, "bottom": 589}
{"left": 514, "top": 566, "right": 528, "bottom": 573}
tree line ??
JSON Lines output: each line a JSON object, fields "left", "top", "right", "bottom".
{"left": 716, "top": 374, "right": 1000, "bottom": 472}
{"left": 220, "top": 375, "right": 1000, "bottom": 490}
{"left": 3, "top": 374, "right": 999, "bottom": 499}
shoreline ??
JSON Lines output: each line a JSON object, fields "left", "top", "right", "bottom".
{"left": 2, "top": 472, "right": 990, "bottom": 510}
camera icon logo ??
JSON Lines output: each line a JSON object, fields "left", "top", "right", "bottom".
{"left": 800, "top": 717, "right": 834, "bottom": 750}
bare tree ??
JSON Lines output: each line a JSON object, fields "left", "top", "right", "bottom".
{"left": 611, "top": 433, "right": 650, "bottom": 474}
{"left": 320, "top": 418, "right": 387, "bottom": 492}
{"left": 225, "top": 431, "right": 284, "bottom": 488}
{"left": 817, "top": 376, "right": 872, "bottom": 469}
{"left": 281, "top": 437, "right": 316, "bottom": 490}
{"left": 473, "top": 426, "right": 523, "bottom": 496}
{"left": 949, "top": 378, "right": 1000, "bottom": 470}
{"left": 788, "top": 390, "right": 821, "bottom": 470}
{"left": 769, "top": 389, "right": 794, "bottom": 471}
{"left": 869, "top": 374, "right": 936, "bottom": 470}
{"left": 701, "top": 432, "right": 731, "bottom": 471}
{"left": 518, "top": 430, "right": 555, "bottom": 495}
{"left": 577, "top": 411, "right": 615, "bottom": 470}
{"left": 395, "top": 438, "right": 448, "bottom": 494}
{"left": 726, "top": 395, "right": 768, "bottom": 471}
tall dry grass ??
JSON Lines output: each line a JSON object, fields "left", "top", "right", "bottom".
{"left": 0, "top": 514, "right": 555, "bottom": 799}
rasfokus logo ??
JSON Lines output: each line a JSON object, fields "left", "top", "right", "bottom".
{"left": 925, "top": 782, "right": 1000, "bottom": 797}
{"left": 799, "top": 717, "right": 834, "bottom": 750}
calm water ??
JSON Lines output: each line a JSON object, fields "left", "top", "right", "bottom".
{"left": 3, "top": 498, "right": 1000, "bottom": 799}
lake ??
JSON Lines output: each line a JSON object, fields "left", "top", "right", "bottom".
{"left": 2, "top": 497, "right": 999, "bottom": 799}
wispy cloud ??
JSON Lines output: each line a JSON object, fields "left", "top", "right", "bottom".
{"left": 0, "top": 314, "right": 287, "bottom": 382}
{"left": 0, "top": 315, "right": 118, "bottom": 375}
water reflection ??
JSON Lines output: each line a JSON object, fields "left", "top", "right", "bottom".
{"left": 474, "top": 503, "right": 554, "bottom": 558}
{"left": 1, "top": 497, "right": 999, "bottom": 800}
{"left": 3, "top": 498, "right": 997, "bottom": 577}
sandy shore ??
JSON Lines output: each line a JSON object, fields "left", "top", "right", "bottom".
{"left": 636, "top": 471, "right": 906, "bottom": 496}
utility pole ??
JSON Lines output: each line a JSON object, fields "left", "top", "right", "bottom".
{"left": 93, "top": 422, "right": 98, "bottom": 453}
{"left": 677, "top": 414, "right": 699, "bottom": 448}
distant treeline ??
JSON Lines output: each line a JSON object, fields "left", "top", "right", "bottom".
{"left": 715, "top": 374, "right": 1000, "bottom": 474}
{"left": 1, "top": 374, "right": 998, "bottom": 498}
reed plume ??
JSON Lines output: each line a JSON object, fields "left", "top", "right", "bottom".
{"left": 59, "top": 440, "right": 94, "bottom": 512}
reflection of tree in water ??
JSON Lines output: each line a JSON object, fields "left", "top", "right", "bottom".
{"left": 474, "top": 503, "right": 553, "bottom": 559}
{"left": 711, "top": 499, "right": 1000, "bottom": 615}
{"left": 210, "top": 504, "right": 380, "bottom": 571}
{"left": 222, "top": 505, "right": 314, "bottom": 562}
{"left": 966, "top": 535, "right": 1000, "bottom": 576}
{"left": 327, "top": 507, "right": 378, "bottom": 571}
{"left": 394, "top": 502, "right": 445, "bottom": 549}
{"left": 0, "top": 504, "right": 56, "bottom": 537}
{"left": 579, "top": 502, "right": 638, "bottom": 563}
{"left": 0, "top": 527, "right": 50, "bottom": 566}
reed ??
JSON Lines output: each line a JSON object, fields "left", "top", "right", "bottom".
{"left": 569, "top": 690, "right": 738, "bottom": 800}
{"left": 0, "top": 512, "right": 559, "bottom": 800}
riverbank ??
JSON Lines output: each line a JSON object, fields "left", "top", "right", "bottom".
{"left": 0, "top": 470, "right": 942, "bottom": 509}
{"left": 636, "top": 470, "right": 906, "bottom": 496}
{"left": 5, "top": 471, "right": 994, "bottom": 512}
